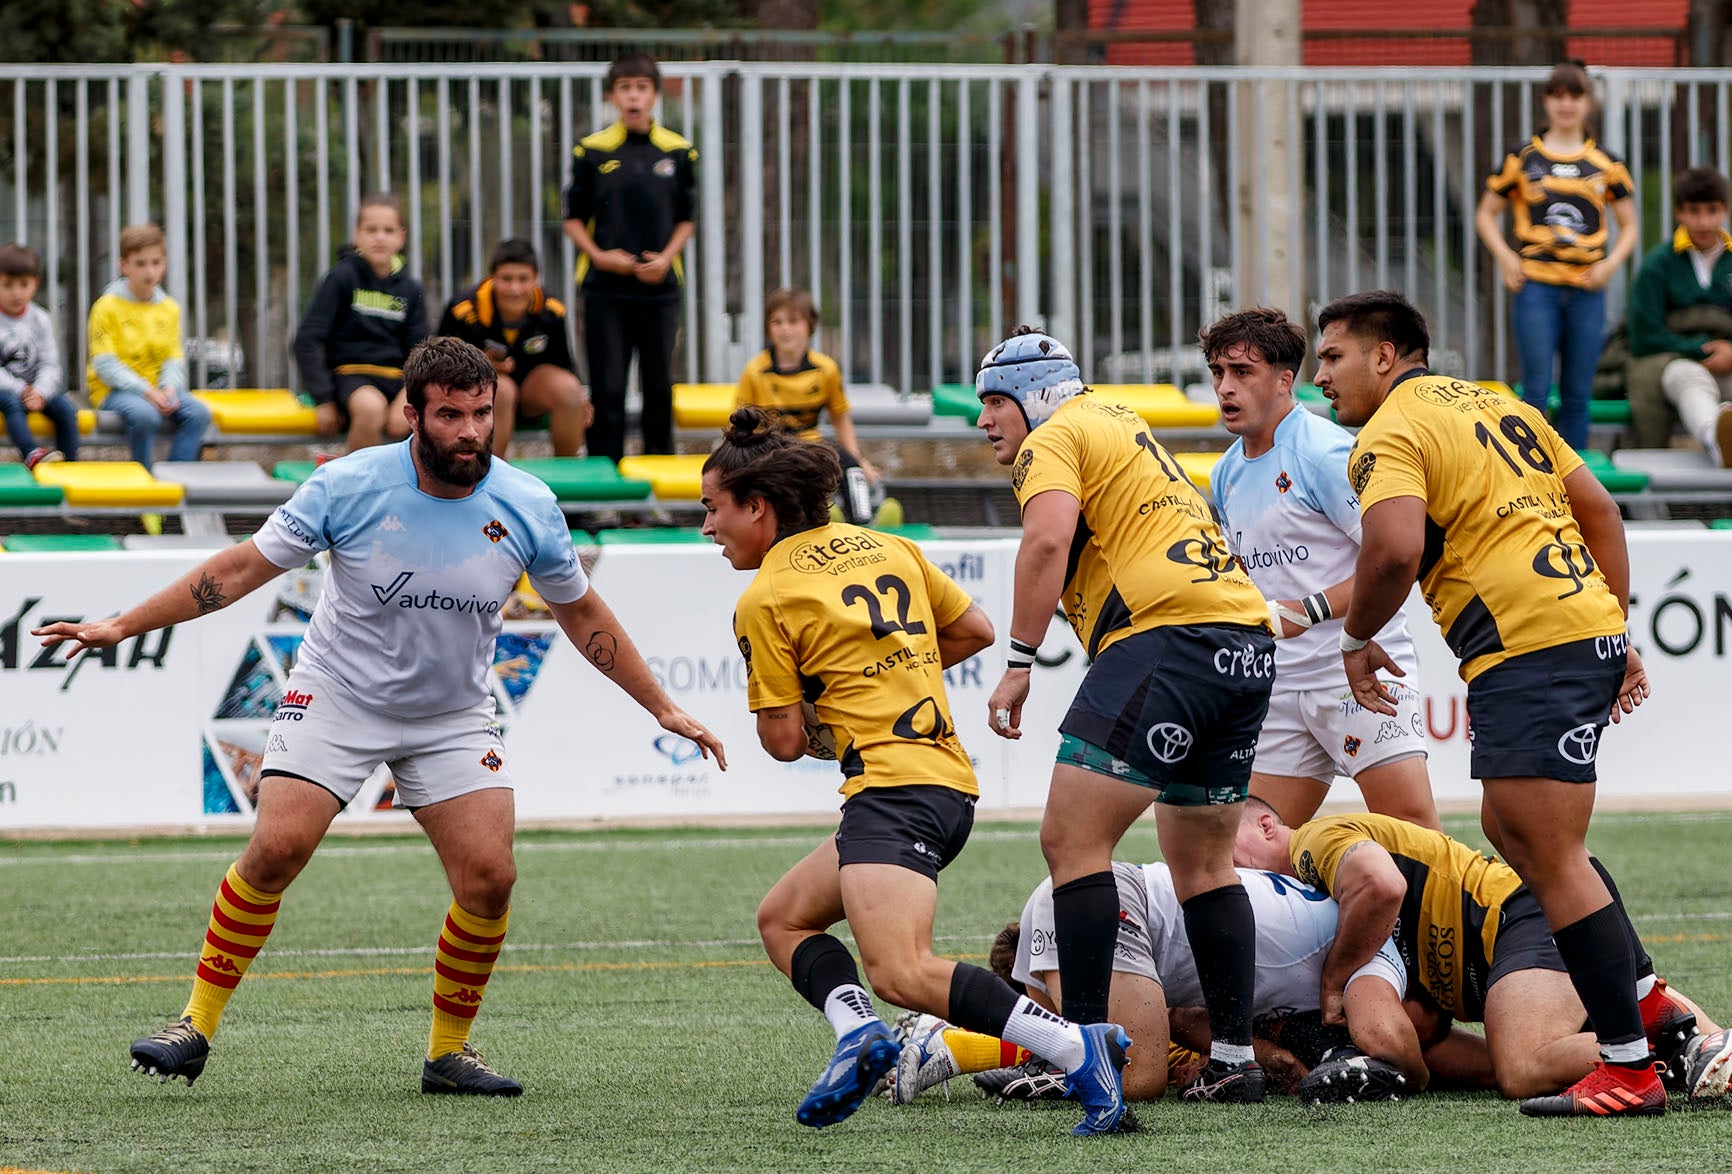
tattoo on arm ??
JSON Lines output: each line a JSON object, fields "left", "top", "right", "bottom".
{"left": 584, "top": 630, "right": 618, "bottom": 673}
{"left": 190, "top": 573, "right": 228, "bottom": 615}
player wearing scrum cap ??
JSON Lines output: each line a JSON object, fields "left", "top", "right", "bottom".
{"left": 977, "top": 326, "right": 1277, "bottom": 1105}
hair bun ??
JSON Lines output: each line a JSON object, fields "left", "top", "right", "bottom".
{"left": 724, "top": 404, "right": 778, "bottom": 445}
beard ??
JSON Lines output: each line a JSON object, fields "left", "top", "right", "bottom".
{"left": 416, "top": 428, "right": 493, "bottom": 488}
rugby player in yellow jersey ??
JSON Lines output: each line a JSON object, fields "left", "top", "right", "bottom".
{"left": 699, "top": 406, "right": 1132, "bottom": 1135}
{"left": 1316, "top": 290, "right": 1668, "bottom": 1117}
{"left": 1234, "top": 802, "right": 1731, "bottom": 1105}
{"left": 977, "top": 327, "right": 1276, "bottom": 1104}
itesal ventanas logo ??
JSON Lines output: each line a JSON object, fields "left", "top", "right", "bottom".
{"left": 369, "top": 572, "right": 502, "bottom": 615}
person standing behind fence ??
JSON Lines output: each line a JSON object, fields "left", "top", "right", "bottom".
{"left": 562, "top": 53, "right": 696, "bottom": 463}
{"left": 439, "top": 238, "right": 592, "bottom": 458}
{"left": 294, "top": 192, "right": 429, "bottom": 452}
{"left": 86, "top": 224, "right": 211, "bottom": 470}
{"left": 1476, "top": 60, "right": 1638, "bottom": 451}
{"left": 0, "top": 242, "right": 79, "bottom": 470}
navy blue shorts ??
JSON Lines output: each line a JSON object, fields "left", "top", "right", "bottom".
{"left": 835, "top": 784, "right": 975, "bottom": 880}
{"left": 1058, "top": 624, "right": 1275, "bottom": 806}
{"left": 1466, "top": 635, "right": 1627, "bottom": 783}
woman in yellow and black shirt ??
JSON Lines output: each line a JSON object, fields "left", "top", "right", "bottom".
{"left": 1476, "top": 60, "right": 1638, "bottom": 451}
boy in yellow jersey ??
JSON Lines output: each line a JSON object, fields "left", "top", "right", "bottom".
{"left": 86, "top": 223, "right": 212, "bottom": 469}
{"left": 1317, "top": 289, "right": 1664, "bottom": 1117}
{"left": 977, "top": 327, "right": 1276, "bottom": 1103}
{"left": 700, "top": 405, "right": 1131, "bottom": 1135}
{"left": 734, "top": 287, "right": 900, "bottom": 527}
{"left": 1234, "top": 800, "right": 1729, "bottom": 1105}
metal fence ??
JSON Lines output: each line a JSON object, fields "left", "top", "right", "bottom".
{"left": 1, "top": 62, "right": 1729, "bottom": 397}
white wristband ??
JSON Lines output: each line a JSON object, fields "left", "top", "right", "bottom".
{"left": 1339, "top": 631, "right": 1370, "bottom": 653}
{"left": 1267, "top": 599, "right": 1313, "bottom": 640}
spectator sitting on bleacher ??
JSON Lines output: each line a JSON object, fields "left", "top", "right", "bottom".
{"left": 1626, "top": 166, "right": 1732, "bottom": 467}
{"left": 293, "top": 192, "right": 428, "bottom": 452}
{"left": 0, "top": 242, "right": 78, "bottom": 470}
{"left": 734, "top": 287, "right": 901, "bottom": 528}
{"left": 86, "top": 223, "right": 210, "bottom": 470}
{"left": 438, "top": 238, "right": 591, "bottom": 458}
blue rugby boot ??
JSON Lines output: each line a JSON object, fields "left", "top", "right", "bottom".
{"left": 796, "top": 1020, "right": 900, "bottom": 1128}
{"left": 1067, "top": 1022, "right": 1131, "bottom": 1136}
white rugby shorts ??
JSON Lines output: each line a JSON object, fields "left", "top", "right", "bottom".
{"left": 259, "top": 670, "right": 512, "bottom": 807}
{"left": 1252, "top": 679, "right": 1427, "bottom": 782}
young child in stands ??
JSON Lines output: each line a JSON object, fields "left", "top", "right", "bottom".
{"left": 733, "top": 287, "right": 900, "bottom": 527}
{"left": 86, "top": 223, "right": 210, "bottom": 469}
{"left": 0, "top": 242, "right": 78, "bottom": 469}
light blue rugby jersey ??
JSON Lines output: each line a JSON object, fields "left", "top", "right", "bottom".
{"left": 1211, "top": 405, "right": 1416, "bottom": 692}
{"left": 252, "top": 441, "right": 587, "bottom": 718}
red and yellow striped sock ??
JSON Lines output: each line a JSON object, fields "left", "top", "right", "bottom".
{"left": 429, "top": 902, "right": 509, "bottom": 1061}
{"left": 182, "top": 864, "right": 282, "bottom": 1039}
{"left": 942, "top": 1027, "right": 1031, "bottom": 1074}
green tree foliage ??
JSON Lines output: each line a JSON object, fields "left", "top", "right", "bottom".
{"left": 0, "top": 0, "right": 274, "bottom": 63}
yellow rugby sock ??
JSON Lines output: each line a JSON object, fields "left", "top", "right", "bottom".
{"left": 941, "top": 1027, "right": 1031, "bottom": 1074}
{"left": 182, "top": 864, "right": 282, "bottom": 1039}
{"left": 429, "top": 902, "right": 509, "bottom": 1061}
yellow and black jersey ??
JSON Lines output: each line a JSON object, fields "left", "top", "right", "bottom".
{"left": 1290, "top": 814, "right": 1524, "bottom": 1020}
{"left": 1348, "top": 370, "right": 1624, "bottom": 681}
{"left": 437, "top": 278, "right": 575, "bottom": 378}
{"left": 735, "top": 349, "right": 850, "bottom": 443}
{"left": 1013, "top": 395, "right": 1268, "bottom": 655}
{"left": 1486, "top": 137, "right": 1633, "bottom": 287}
{"left": 732, "top": 523, "right": 978, "bottom": 800}
{"left": 562, "top": 120, "right": 697, "bottom": 300}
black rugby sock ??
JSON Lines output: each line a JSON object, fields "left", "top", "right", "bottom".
{"left": 1553, "top": 905, "right": 1647, "bottom": 1062}
{"left": 946, "top": 962, "right": 1022, "bottom": 1037}
{"left": 1050, "top": 871, "right": 1119, "bottom": 1025}
{"left": 789, "top": 933, "right": 863, "bottom": 1011}
{"left": 1588, "top": 856, "right": 1654, "bottom": 979}
{"left": 1182, "top": 883, "right": 1257, "bottom": 1049}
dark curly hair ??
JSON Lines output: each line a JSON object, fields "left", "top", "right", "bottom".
{"left": 403, "top": 335, "right": 497, "bottom": 413}
{"left": 988, "top": 920, "right": 1026, "bottom": 994}
{"left": 702, "top": 405, "right": 840, "bottom": 535}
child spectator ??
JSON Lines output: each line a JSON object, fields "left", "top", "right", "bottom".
{"left": 0, "top": 242, "right": 78, "bottom": 469}
{"left": 561, "top": 52, "right": 696, "bottom": 462}
{"left": 86, "top": 224, "right": 210, "bottom": 469}
{"left": 294, "top": 192, "right": 428, "bottom": 451}
{"left": 438, "top": 238, "right": 591, "bottom": 457}
{"left": 735, "top": 287, "right": 901, "bottom": 527}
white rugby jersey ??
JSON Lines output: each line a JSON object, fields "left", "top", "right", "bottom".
{"left": 1211, "top": 406, "right": 1418, "bottom": 693}
{"left": 251, "top": 441, "right": 587, "bottom": 718}
{"left": 1013, "top": 863, "right": 1405, "bottom": 1015}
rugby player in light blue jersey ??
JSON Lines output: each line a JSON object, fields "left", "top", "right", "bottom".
{"left": 36, "top": 336, "right": 725, "bottom": 1097}
{"left": 1203, "top": 307, "right": 1438, "bottom": 832}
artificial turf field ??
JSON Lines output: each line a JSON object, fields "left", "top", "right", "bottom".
{"left": 1, "top": 810, "right": 1729, "bottom": 1173}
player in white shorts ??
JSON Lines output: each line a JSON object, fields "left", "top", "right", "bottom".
{"left": 889, "top": 862, "right": 1419, "bottom": 1106}
{"left": 1202, "top": 308, "right": 1439, "bottom": 830}
{"left": 36, "top": 336, "right": 725, "bottom": 1097}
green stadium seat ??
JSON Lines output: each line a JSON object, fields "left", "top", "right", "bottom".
{"left": 1579, "top": 450, "right": 1649, "bottom": 493}
{"left": 3, "top": 533, "right": 125, "bottom": 552}
{"left": 0, "top": 464, "right": 65, "bottom": 505}
{"left": 569, "top": 529, "right": 598, "bottom": 547}
{"left": 875, "top": 522, "right": 938, "bottom": 540}
{"left": 1295, "top": 383, "right": 1329, "bottom": 405}
{"left": 511, "top": 457, "right": 654, "bottom": 502}
{"left": 1504, "top": 383, "right": 1635, "bottom": 427}
{"left": 272, "top": 460, "right": 320, "bottom": 485}
{"left": 932, "top": 383, "right": 983, "bottom": 424}
{"left": 1709, "top": 518, "right": 1732, "bottom": 530}
{"left": 595, "top": 527, "right": 712, "bottom": 544}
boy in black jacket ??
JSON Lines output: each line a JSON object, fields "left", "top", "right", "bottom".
{"left": 438, "top": 238, "right": 590, "bottom": 457}
{"left": 294, "top": 193, "right": 429, "bottom": 450}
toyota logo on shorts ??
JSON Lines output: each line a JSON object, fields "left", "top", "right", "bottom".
{"left": 1146, "top": 723, "right": 1194, "bottom": 764}
{"left": 1557, "top": 722, "right": 1599, "bottom": 766}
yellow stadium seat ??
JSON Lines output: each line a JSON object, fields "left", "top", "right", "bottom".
{"left": 617, "top": 453, "right": 707, "bottom": 500}
{"left": 1174, "top": 451, "right": 1222, "bottom": 492}
{"left": 27, "top": 409, "right": 98, "bottom": 436}
{"left": 192, "top": 389, "right": 317, "bottom": 434}
{"left": 32, "top": 461, "right": 185, "bottom": 507}
{"left": 1477, "top": 380, "right": 1515, "bottom": 398}
{"left": 1091, "top": 384, "right": 1222, "bottom": 429}
{"left": 673, "top": 383, "right": 736, "bottom": 429}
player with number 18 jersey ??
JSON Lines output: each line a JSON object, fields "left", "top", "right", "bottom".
{"left": 1347, "top": 372, "right": 1625, "bottom": 683}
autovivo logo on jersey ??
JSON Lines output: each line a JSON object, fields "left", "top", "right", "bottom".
{"left": 1, "top": 597, "right": 173, "bottom": 691}
{"left": 368, "top": 572, "right": 502, "bottom": 616}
